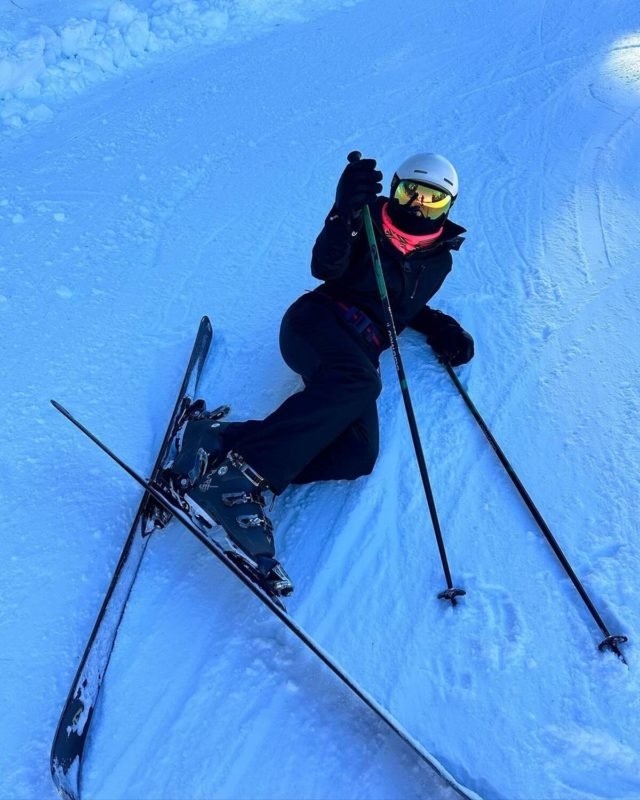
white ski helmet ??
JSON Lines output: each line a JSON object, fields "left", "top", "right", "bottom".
{"left": 390, "top": 153, "right": 459, "bottom": 203}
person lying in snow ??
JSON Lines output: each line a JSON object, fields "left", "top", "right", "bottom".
{"left": 164, "top": 152, "right": 474, "bottom": 597}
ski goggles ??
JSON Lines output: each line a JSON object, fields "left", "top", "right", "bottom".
{"left": 392, "top": 180, "right": 452, "bottom": 220}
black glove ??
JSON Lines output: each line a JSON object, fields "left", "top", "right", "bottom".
{"left": 414, "top": 308, "right": 474, "bottom": 367}
{"left": 334, "top": 157, "right": 383, "bottom": 219}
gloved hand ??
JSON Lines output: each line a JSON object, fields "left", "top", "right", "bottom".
{"left": 422, "top": 309, "right": 474, "bottom": 366}
{"left": 334, "top": 156, "right": 383, "bottom": 220}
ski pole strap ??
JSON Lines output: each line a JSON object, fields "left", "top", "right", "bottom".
{"left": 335, "top": 301, "right": 383, "bottom": 349}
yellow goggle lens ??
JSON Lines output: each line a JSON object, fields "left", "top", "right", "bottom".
{"left": 394, "top": 180, "right": 452, "bottom": 220}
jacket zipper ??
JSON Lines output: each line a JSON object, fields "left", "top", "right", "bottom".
{"left": 410, "top": 264, "right": 426, "bottom": 299}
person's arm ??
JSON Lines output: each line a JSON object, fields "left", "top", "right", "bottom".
{"left": 310, "top": 156, "right": 382, "bottom": 281}
{"left": 409, "top": 306, "right": 474, "bottom": 366}
{"left": 311, "top": 209, "right": 362, "bottom": 280}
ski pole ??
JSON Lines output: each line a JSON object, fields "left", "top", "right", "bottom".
{"left": 348, "top": 151, "right": 465, "bottom": 605}
{"left": 443, "top": 363, "right": 628, "bottom": 661}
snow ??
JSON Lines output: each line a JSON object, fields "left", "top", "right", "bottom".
{"left": 0, "top": 0, "right": 352, "bottom": 130}
{"left": 1, "top": 0, "right": 639, "bottom": 798}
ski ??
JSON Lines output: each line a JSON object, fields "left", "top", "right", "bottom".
{"left": 51, "top": 400, "right": 480, "bottom": 800}
{"left": 50, "top": 316, "right": 213, "bottom": 800}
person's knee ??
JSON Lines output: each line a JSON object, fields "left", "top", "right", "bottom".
{"left": 366, "top": 367, "right": 383, "bottom": 401}
{"left": 346, "top": 425, "right": 379, "bottom": 477}
{"left": 361, "top": 438, "right": 379, "bottom": 475}
{"left": 330, "top": 359, "right": 381, "bottom": 403}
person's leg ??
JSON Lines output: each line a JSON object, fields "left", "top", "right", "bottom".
{"left": 290, "top": 400, "right": 379, "bottom": 485}
{"left": 231, "top": 295, "right": 381, "bottom": 493}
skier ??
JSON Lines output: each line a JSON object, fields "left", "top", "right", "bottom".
{"left": 165, "top": 152, "right": 474, "bottom": 596}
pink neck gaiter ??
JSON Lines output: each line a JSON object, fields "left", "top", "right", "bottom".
{"left": 381, "top": 202, "right": 443, "bottom": 255}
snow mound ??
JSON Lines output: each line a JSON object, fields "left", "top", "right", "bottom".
{"left": 0, "top": 0, "right": 355, "bottom": 131}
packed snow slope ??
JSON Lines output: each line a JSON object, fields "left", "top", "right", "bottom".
{"left": 2, "top": 0, "right": 640, "bottom": 798}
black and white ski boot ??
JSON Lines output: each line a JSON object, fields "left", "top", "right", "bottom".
{"left": 255, "top": 556, "right": 295, "bottom": 597}
{"left": 150, "top": 402, "right": 231, "bottom": 531}
{"left": 186, "top": 450, "right": 274, "bottom": 554}
{"left": 183, "top": 450, "right": 294, "bottom": 598}
{"left": 161, "top": 403, "right": 232, "bottom": 489}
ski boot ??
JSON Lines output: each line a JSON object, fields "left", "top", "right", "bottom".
{"left": 161, "top": 402, "right": 233, "bottom": 489}
{"left": 172, "top": 403, "right": 231, "bottom": 470}
{"left": 184, "top": 450, "right": 294, "bottom": 598}
{"left": 227, "top": 553, "right": 295, "bottom": 602}
{"left": 147, "top": 401, "right": 231, "bottom": 533}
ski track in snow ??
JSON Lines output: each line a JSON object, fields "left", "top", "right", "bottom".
{"left": 2, "top": 0, "right": 640, "bottom": 798}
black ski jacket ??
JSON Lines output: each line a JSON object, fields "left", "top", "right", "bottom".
{"left": 310, "top": 197, "right": 466, "bottom": 342}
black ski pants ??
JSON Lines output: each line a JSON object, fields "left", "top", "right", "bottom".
{"left": 229, "top": 293, "right": 382, "bottom": 495}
